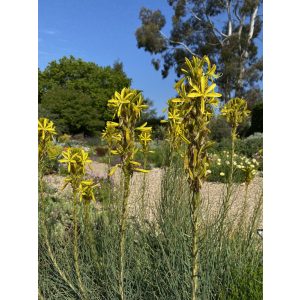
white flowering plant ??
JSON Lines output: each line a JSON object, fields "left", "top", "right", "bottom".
{"left": 207, "top": 151, "right": 260, "bottom": 183}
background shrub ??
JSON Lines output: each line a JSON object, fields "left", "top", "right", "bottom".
{"left": 248, "top": 101, "right": 263, "bottom": 135}
{"left": 211, "top": 133, "right": 263, "bottom": 158}
{"left": 209, "top": 116, "right": 231, "bottom": 142}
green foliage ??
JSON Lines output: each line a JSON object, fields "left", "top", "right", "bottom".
{"left": 136, "top": 8, "right": 167, "bottom": 54}
{"left": 212, "top": 133, "right": 263, "bottom": 159}
{"left": 40, "top": 86, "right": 104, "bottom": 135}
{"left": 57, "top": 133, "right": 71, "bottom": 144}
{"left": 134, "top": 140, "right": 170, "bottom": 168}
{"left": 248, "top": 101, "right": 263, "bottom": 135}
{"left": 39, "top": 56, "right": 132, "bottom": 135}
{"left": 238, "top": 133, "right": 263, "bottom": 160}
{"left": 208, "top": 116, "right": 231, "bottom": 142}
{"left": 39, "top": 162, "right": 262, "bottom": 299}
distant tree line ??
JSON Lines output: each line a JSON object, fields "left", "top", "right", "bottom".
{"left": 38, "top": 55, "right": 261, "bottom": 139}
{"left": 38, "top": 56, "right": 163, "bottom": 136}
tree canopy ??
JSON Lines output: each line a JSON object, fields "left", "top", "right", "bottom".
{"left": 135, "top": 0, "right": 263, "bottom": 103}
{"left": 39, "top": 56, "right": 132, "bottom": 135}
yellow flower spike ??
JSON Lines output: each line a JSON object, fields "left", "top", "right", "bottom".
{"left": 102, "top": 121, "right": 122, "bottom": 151}
{"left": 221, "top": 98, "right": 251, "bottom": 129}
{"left": 105, "top": 87, "right": 153, "bottom": 299}
{"left": 165, "top": 55, "right": 223, "bottom": 299}
{"left": 108, "top": 164, "right": 121, "bottom": 176}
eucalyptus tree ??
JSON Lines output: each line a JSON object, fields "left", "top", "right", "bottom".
{"left": 135, "top": 0, "right": 262, "bottom": 103}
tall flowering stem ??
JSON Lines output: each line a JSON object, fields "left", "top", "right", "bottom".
{"left": 221, "top": 98, "right": 250, "bottom": 187}
{"left": 38, "top": 118, "right": 78, "bottom": 296}
{"left": 79, "top": 180, "right": 101, "bottom": 271}
{"left": 107, "top": 87, "right": 150, "bottom": 300}
{"left": 136, "top": 122, "right": 153, "bottom": 218}
{"left": 102, "top": 121, "right": 122, "bottom": 173}
{"left": 59, "top": 148, "right": 96, "bottom": 300}
{"left": 165, "top": 56, "right": 222, "bottom": 299}
{"left": 221, "top": 98, "right": 251, "bottom": 222}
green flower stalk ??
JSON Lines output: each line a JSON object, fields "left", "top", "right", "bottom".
{"left": 220, "top": 98, "right": 251, "bottom": 232}
{"left": 221, "top": 98, "right": 251, "bottom": 187}
{"left": 59, "top": 148, "right": 94, "bottom": 300}
{"left": 78, "top": 179, "right": 101, "bottom": 272}
{"left": 38, "top": 118, "right": 78, "bottom": 296}
{"left": 136, "top": 122, "right": 153, "bottom": 219}
{"left": 102, "top": 121, "right": 122, "bottom": 172}
{"left": 106, "top": 87, "right": 150, "bottom": 300}
{"left": 166, "top": 56, "right": 222, "bottom": 300}
{"left": 161, "top": 99, "right": 188, "bottom": 165}
{"left": 239, "top": 157, "right": 259, "bottom": 228}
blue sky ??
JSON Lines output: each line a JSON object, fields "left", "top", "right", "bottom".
{"left": 39, "top": 0, "right": 262, "bottom": 115}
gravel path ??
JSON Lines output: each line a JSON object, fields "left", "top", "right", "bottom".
{"left": 45, "top": 161, "right": 263, "bottom": 226}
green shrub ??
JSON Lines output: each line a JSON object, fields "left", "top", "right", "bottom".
{"left": 207, "top": 151, "right": 260, "bottom": 183}
{"left": 211, "top": 133, "right": 263, "bottom": 158}
{"left": 236, "top": 133, "right": 263, "bottom": 157}
{"left": 209, "top": 116, "right": 231, "bottom": 142}
{"left": 248, "top": 101, "right": 263, "bottom": 135}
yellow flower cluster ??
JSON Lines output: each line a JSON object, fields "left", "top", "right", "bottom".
{"left": 38, "top": 118, "right": 57, "bottom": 160}
{"left": 221, "top": 98, "right": 251, "bottom": 132}
{"left": 59, "top": 147, "right": 97, "bottom": 203}
{"left": 164, "top": 56, "right": 222, "bottom": 190}
{"left": 105, "top": 87, "right": 152, "bottom": 176}
{"left": 101, "top": 121, "right": 122, "bottom": 149}
{"left": 136, "top": 122, "right": 153, "bottom": 155}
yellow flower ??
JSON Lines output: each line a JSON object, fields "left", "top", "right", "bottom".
{"left": 138, "top": 131, "right": 152, "bottom": 147}
{"left": 220, "top": 172, "right": 225, "bottom": 176}
{"left": 77, "top": 149, "right": 92, "bottom": 169}
{"left": 78, "top": 180, "right": 97, "bottom": 203}
{"left": 38, "top": 118, "right": 56, "bottom": 141}
{"left": 59, "top": 148, "right": 91, "bottom": 174}
{"left": 59, "top": 148, "right": 78, "bottom": 173}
